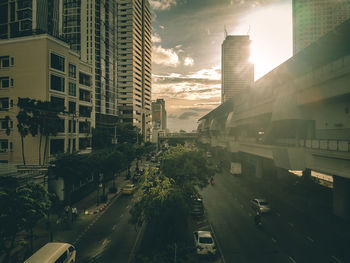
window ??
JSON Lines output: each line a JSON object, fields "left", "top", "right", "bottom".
{"left": 69, "top": 63, "right": 76, "bottom": 78}
{"left": 0, "top": 140, "right": 8, "bottom": 152}
{"left": 68, "top": 120, "right": 76, "bottom": 133}
{"left": 50, "top": 53, "right": 65, "bottom": 72}
{"left": 69, "top": 82, "right": 76, "bottom": 96}
{"left": 79, "top": 89, "right": 91, "bottom": 102}
{"left": 79, "top": 121, "right": 90, "bottom": 133}
{"left": 0, "top": 98, "right": 9, "bottom": 110}
{"left": 0, "top": 56, "right": 9, "bottom": 68}
{"left": 79, "top": 72, "right": 92, "bottom": 87}
{"left": 50, "top": 139, "right": 65, "bottom": 155}
{"left": 50, "top": 96, "right": 65, "bottom": 111}
{"left": 50, "top": 74, "right": 65, "bottom": 92}
{"left": 0, "top": 77, "right": 9, "bottom": 88}
{"left": 0, "top": 118, "right": 12, "bottom": 129}
{"left": 68, "top": 101, "right": 76, "bottom": 114}
{"left": 79, "top": 105, "right": 91, "bottom": 117}
{"left": 57, "top": 118, "right": 65, "bottom": 133}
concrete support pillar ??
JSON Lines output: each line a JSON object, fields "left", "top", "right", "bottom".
{"left": 333, "top": 175, "right": 350, "bottom": 219}
{"left": 255, "top": 158, "right": 263, "bottom": 178}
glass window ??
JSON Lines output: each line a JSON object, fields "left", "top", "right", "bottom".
{"left": 0, "top": 140, "right": 8, "bottom": 152}
{"left": 79, "top": 89, "right": 91, "bottom": 102}
{"left": 0, "top": 77, "right": 9, "bottom": 88}
{"left": 50, "top": 96, "right": 65, "bottom": 111}
{"left": 50, "top": 74, "right": 65, "bottom": 92}
{"left": 69, "top": 63, "right": 76, "bottom": 78}
{"left": 68, "top": 101, "right": 76, "bottom": 114}
{"left": 0, "top": 98, "right": 9, "bottom": 110}
{"left": 0, "top": 56, "right": 10, "bottom": 68}
{"left": 50, "top": 139, "right": 65, "bottom": 156}
{"left": 79, "top": 105, "right": 91, "bottom": 117}
{"left": 50, "top": 53, "right": 65, "bottom": 72}
{"left": 69, "top": 82, "right": 76, "bottom": 96}
{"left": 79, "top": 72, "right": 92, "bottom": 86}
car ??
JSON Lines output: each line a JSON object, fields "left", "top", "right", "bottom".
{"left": 250, "top": 198, "right": 271, "bottom": 213}
{"left": 121, "top": 184, "right": 136, "bottom": 195}
{"left": 190, "top": 196, "right": 204, "bottom": 218}
{"left": 193, "top": 231, "right": 217, "bottom": 255}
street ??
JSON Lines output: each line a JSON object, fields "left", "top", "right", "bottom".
{"left": 75, "top": 194, "right": 138, "bottom": 263}
{"left": 200, "top": 170, "right": 350, "bottom": 263}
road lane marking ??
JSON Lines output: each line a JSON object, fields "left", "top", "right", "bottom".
{"left": 120, "top": 214, "right": 124, "bottom": 218}
{"left": 288, "top": 256, "right": 297, "bottom": 263}
{"left": 306, "top": 236, "right": 314, "bottom": 242}
{"left": 112, "top": 224, "right": 118, "bottom": 231}
{"left": 276, "top": 212, "right": 281, "bottom": 217}
{"left": 288, "top": 222, "right": 294, "bottom": 228}
{"left": 240, "top": 204, "right": 244, "bottom": 208}
{"left": 271, "top": 237, "right": 277, "bottom": 243}
{"left": 331, "top": 256, "right": 342, "bottom": 263}
{"left": 248, "top": 213, "right": 252, "bottom": 217}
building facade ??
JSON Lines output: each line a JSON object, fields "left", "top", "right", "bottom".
{"left": 0, "top": 0, "right": 61, "bottom": 39}
{"left": 116, "top": 0, "right": 152, "bottom": 140}
{"left": 152, "top": 98, "right": 166, "bottom": 130}
{"left": 61, "top": 0, "right": 118, "bottom": 128}
{"left": 0, "top": 34, "right": 94, "bottom": 164}
{"left": 221, "top": 35, "right": 253, "bottom": 103}
{"left": 293, "top": 0, "right": 350, "bottom": 54}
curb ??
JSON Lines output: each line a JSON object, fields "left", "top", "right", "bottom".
{"left": 128, "top": 222, "right": 147, "bottom": 263}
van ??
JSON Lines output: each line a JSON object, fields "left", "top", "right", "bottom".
{"left": 24, "top": 242, "right": 76, "bottom": 263}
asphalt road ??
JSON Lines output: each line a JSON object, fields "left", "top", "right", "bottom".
{"left": 75, "top": 194, "right": 138, "bottom": 263}
{"left": 199, "top": 171, "right": 350, "bottom": 263}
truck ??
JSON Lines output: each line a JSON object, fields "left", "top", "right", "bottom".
{"left": 230, "top": 162, "right": 242, "bottom": 175}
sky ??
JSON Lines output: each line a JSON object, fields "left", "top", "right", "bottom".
{"left": 150, "top": 0, "right": 293, "bottom": 132}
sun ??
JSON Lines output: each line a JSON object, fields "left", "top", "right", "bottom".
{"left": 234, "top": 3, "right": 293, "bottom": 80}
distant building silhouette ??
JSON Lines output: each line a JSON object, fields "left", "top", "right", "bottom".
{"left": 221, "top": 35, "right": 254, "bottom": 103}
{"left": 293, "top": 0, "right": 350, "bottom": 54}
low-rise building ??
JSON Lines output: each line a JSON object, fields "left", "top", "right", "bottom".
{"left": 0, "top": 34, "right": 94, "bottom": 164}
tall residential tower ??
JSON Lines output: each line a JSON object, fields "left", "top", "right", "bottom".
{"left": 293, "top": 0, "right": 350, "bottom": 54}
{"left": 116, "top": 0, "right": 152, "bottom": 140}
{"left": 221, "top": 35, "right": 253, "bottom": 103}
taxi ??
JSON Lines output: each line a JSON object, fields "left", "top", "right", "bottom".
{"left": 121, "top": 184, "right": 136, "bottom": 195}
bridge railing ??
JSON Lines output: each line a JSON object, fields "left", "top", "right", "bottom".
{"left": 300, "top": 139, "right": 350, "bottom": 152}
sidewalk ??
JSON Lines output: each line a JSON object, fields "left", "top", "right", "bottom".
{"left": 14, "top": 168, "right": 134, "bottom": 262}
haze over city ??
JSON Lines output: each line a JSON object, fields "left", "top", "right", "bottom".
{"left": 151, "top": 0, "right": 292, "bottom": 132}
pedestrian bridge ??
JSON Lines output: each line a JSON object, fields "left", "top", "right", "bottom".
{"left": 198, "top": 20, "right": 350, "bottom": 219}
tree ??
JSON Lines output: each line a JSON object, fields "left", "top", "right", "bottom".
{"left": 115, "top": 124, "right": 140, "bottom": 144}
{"left": 0, "top": 177, "right": 51, "bottom": 262}
{"left": 92, "top": 127, "right": 113, "bottom": 149}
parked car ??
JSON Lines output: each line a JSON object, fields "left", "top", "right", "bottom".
{"left": 193, "top": 231, "right": 217, "bottom": 255}
{"left": 250, "top": 198, "right": 271, "bottom": 213}
{"left": 190, "top": 196, "right": 204, "bottom": 218}
{"left": 121, "top": 184, "right": 136, "bottom": 195}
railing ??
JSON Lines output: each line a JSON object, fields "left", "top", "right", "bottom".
{"left": 300, "top": 139, "right": 350, "bottom": 152}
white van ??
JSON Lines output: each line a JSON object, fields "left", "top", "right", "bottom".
{"left": 24, "top": 242, "right": 76, "bottom": 263}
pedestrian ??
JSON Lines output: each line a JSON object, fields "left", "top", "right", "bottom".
{"left": 64, "top": 205, "right": 70, "bottom": 219}
{"left": 71, "top": 207, "right": 78, "bottom": 222}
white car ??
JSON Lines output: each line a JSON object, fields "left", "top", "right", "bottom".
{"left": 250, "top": 198, "right": 271, "bottom": 213}
{"left": 193, "top": 231, "right": 217, "bottom": 255}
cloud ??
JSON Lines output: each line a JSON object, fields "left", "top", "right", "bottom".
{"left": 184, "top": 57, "right": 194, "bottom": 66}
{"left": 178, "top": 112, "right": 199, "bottom": 120}
{"left": 152, "top": 33, "right": 162, "bottom": 43}
{"left": 152, "top": 46, "right": 179, "bottom": 66}
{"left": 150, "top": 0, "right": 177, "bottom": 10}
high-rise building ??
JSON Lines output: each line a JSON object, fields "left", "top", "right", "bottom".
{"left": 61, "top": 0, "right": 118, "bottom": 127}
{"left": 152, "top": 99, "right": 166, "bottom": 130}
{"left": 221, "top": 35, "right": 253, "bottom": 103}
{"left": 116, "top": 0, "right": 152, "bottom": 140}
{"left": 0, "top": 0, "right": 61, "bottom": 39}
{"left": 293, "top": 0, "right": 350, "bottom": 54}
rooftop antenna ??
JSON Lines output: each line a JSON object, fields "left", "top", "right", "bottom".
{"left": 224, "top": 26, "right": 228, "bottom": 39}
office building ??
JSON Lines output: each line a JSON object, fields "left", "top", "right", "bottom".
{"left": 0, "top": 34, "right": 94, "bottom": 164}
{"left": 62, "top": 0, "right": 118, "bottom": 127}
{"left": 116, "top": 0, "right": 152, "bottom": 140}
{"left": 293, "top": 0, "right": 350, "bottom": 54}
{"left": 221, "top": 35, "right": 254, "bottom": 103}
{"left": 0, "top": 0, "right": 61, "bottom": 39}
{"left": 152, "top": 99, "right": 166, "bottom": 130}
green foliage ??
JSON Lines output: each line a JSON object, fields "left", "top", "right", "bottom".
{"left": 92, "top": 127, "right": 114, "bottom": 149}
{"left": 0, "top": 177, "right": 51, "bottom": 260}
{"left": 130, "top": 145, "right": 213, "bottom": 250}
{"left": 116, "top": 124, "right": 140, "bottom": 144}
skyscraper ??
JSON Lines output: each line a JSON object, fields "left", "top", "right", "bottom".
{"left": 293, "top": 0, "right": 350, "bottom": 54}
{"left": 62, "top": 0, "right": 118, "bottom": 126}
{"left": 0, "top": 0, "right": 61, "bottom": 39}
{"left": 152, "top": 99, "right": 167, "bottom": 130}
{"left": 116, "top": 0, "right": 152, "bottom": 140}
{"left": 221, "top": 35, "right": 253, "bottom": 103}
